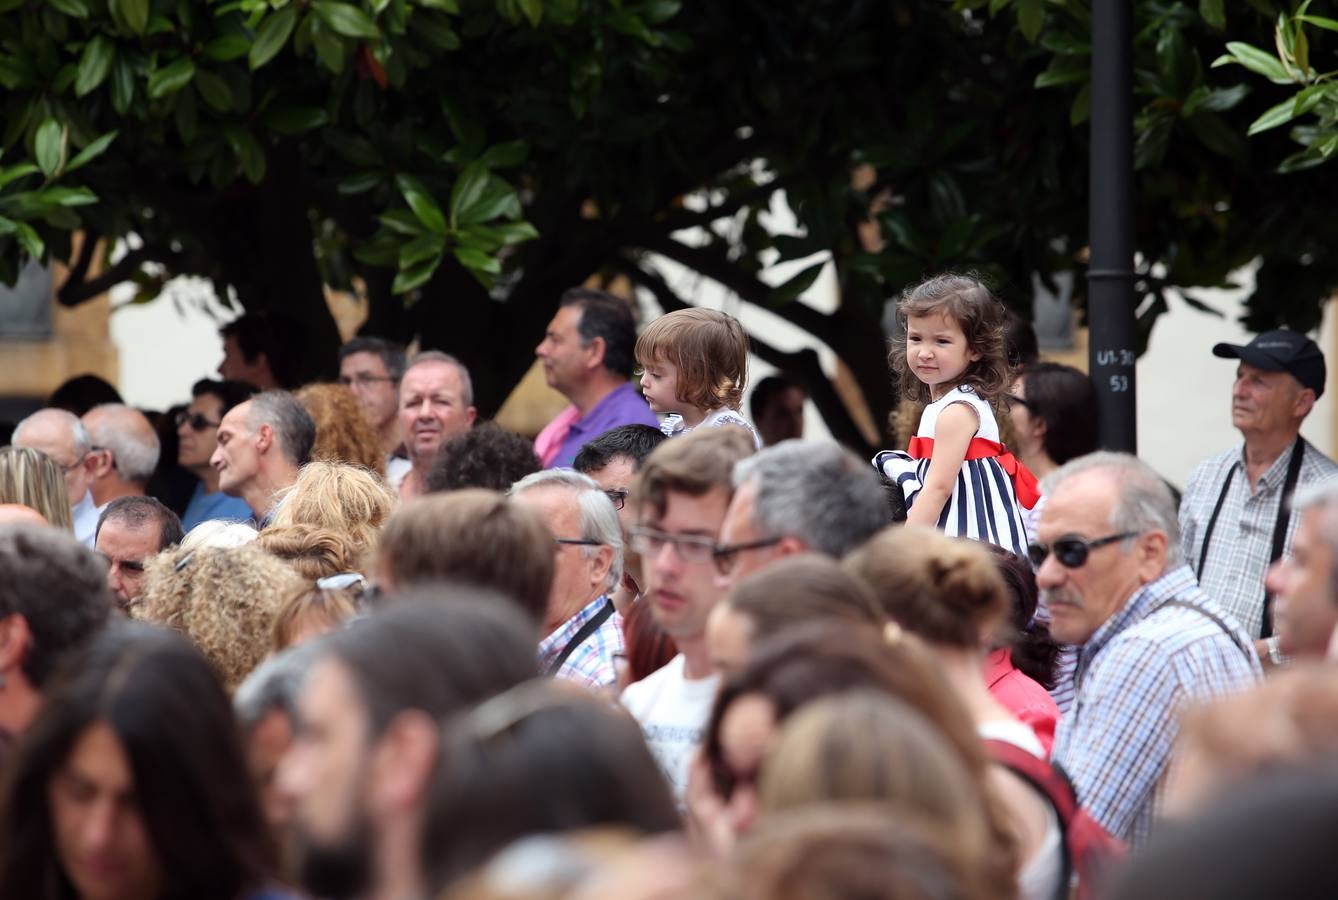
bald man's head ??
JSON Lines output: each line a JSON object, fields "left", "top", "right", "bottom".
{"left": 82, "top": 404, "right": 161, "bottom": 504}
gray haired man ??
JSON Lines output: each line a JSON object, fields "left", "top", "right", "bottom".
{"left": 510, "top": 468, "right": 624, "bottom": 688}
{"left": 210, "top": 391, "right": 316, "bottom": 525}
{"left": 714, "top": 438, "right": 889, "bottom": 588}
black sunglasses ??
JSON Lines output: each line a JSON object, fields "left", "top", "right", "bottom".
{"left": 1027, "top": 532, "right": 1138, "bottom": 569}
{"left": 175, "top": 410, "right": 221, "bottom": 431}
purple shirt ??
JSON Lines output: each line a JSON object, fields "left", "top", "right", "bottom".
{"left": 545, "top": 382, "right": 660, "bottom": 468}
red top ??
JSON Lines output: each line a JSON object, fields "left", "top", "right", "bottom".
{"left": 985, "top": 647, "right": 1060, "bottom": 757}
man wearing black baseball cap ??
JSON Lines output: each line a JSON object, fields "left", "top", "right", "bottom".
{"left": 1180, "top": 330, "right": 1337, "bottom": 665}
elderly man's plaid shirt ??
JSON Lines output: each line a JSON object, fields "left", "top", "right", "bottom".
{"left": 1179, "top": 439, "right": 1338, "bottom": 637}
{"left": 1051, "top": 566, "right": 1261, "bottom": 848}
{"left": 537, "top": 595, "right": 623, "bottom": 689}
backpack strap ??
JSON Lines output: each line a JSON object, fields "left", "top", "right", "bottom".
{"left": 545, "top": 600, "right": 615, "bottom": 677}
{"left": 984, "top": 739, "right": 1074, "bottom": 900}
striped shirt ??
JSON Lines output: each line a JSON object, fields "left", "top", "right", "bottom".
{"left": 1179, "top": 439, "right": 1338, "bottom": 637}
{"left": 537, "top": 595, "right": 624, "bottom": 689}
{"left": 1051, "top": 566, "right": 1261, "bottom": 848}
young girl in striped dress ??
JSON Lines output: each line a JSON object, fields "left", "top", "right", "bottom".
{"left": 875, "top": 274, "right": 1039, "bottom": 557}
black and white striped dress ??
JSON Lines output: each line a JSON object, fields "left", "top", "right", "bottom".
{"left": 873, "top": 386, "right": 1031, "bottom": 557}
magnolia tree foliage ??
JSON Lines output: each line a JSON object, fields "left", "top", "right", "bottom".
{"left": 1, "top": 0, "right": 1335, "bottom": 448}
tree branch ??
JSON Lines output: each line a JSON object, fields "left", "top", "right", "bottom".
{"left": 651, "top": 178, "right": 791, "bottom": 234}
{"left": 57, "top": 243, "right": 164, "bottom": 307}
{"left": 630, "top": 232, "right": 839, "bottom": 346}
{"left": 616, "top": 257, "right": 874, "bottom": 454}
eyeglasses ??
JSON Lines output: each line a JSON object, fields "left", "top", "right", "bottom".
{"left": 554, "top": 538, "right": 603, "bottom": 548}
{"left": 603, "top": 489, "right": 628, "bottom": 511}
{"left": 712, "top": 536, "right": 784, "bottom": 575}
{"left": 1004, "top": 394, "right": 1035, "bottom": 411}
{"left": 628, "top": 526, "right": 716, "bottom": 564}
{"left": 338, "top": 373, "right": 397, "bottom": 388}
{"left": 1027, "top": 532, "right": 1139, "bottom": 569}
{"left": 175, "top": 411, "right": 221, "bottom": 431}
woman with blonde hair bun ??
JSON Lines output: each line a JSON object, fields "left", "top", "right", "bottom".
{"left": 296, "top": 382, "right": 386, "bottom": 476}
{"left": 268, "top": 460, "right": 395, "bottom": 568}
{"left": 0, "top": 446, "right": 72, "bottom": 531}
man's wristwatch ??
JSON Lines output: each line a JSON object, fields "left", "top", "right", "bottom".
{"left": 1267, "top": 635, "right": 1287, "bottom": 667}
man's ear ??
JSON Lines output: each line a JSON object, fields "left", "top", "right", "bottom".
{"left": 1294, "top": 387, "right": 1317, "bottom": 420}
{"left": 584, "top": 336, "right": 608, "bottom": 372}
{"left": 776, "top": 535, "right": 807, "bottom": 558}
{"left": 89, "top": 448, "right": 114, "bottom": 480}
{"left": 591, "top": 542, "right": 615, "bottom": 590}
{"left": 255, "top": 423, "right": 275, "bottom": 454}
{"left": 368, "top": 710, "right": 439, "bottom": 818}
{"left": 464, "top": 407, "right": 478, "bottom": 428}
{"left": 1135, "top": 530, "right": 1169, "bottom": 584}
{"left": 0, "top": 614, "right": 32, "bottom": 676}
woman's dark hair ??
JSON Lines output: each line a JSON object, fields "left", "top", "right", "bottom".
{"left": 0, "top": 622, "right": 275, "bottom": 900}
{"left": 422, "top": 681, "right": 680, "bottom": 893}
{"left": 623, "top": 596, "right": 677, "bottom": 683}
{"left": 985, "top": 545, "right": 1060, "bottom": 690}
{"left": 1021, "top": 362, "right": 1098, "bottom": 465}
{"left": 426, "top": 421, "right": 540, "bottom": 493}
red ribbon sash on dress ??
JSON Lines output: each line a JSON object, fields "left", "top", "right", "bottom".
{"left": 907, "top": 436, "right": 1041, "bottom": 510}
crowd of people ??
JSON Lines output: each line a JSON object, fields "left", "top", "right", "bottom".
{"left": 0, "top": 275, "right": 1335, "bottom": 900}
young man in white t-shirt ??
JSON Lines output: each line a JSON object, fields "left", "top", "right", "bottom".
{"left": 621, "top": 427, "right": 757, "bottom": 803}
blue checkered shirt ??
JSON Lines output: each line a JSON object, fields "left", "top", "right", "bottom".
{"left": 1051, "top": 565, "right": 1261, "bottom": 848}
{"left": 537, "top": 595, "right": 624, "bottom": 689}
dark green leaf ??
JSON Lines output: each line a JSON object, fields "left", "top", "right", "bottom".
{"left": 517, "top": 0, "right": 542, "bottom": 27}
{"left": 313, "top": 1, "right": 380, "bottom": 39}
{"left": 35, "top": 186, "right": 98, "bottom": 207}
{"left": 110, "top": 57, "right": 134, "bottom": 115}
{"left": 411, "top": 12, "right": 461, "bottom": 50}
{"left": 396, "top": 174, "right": 447, "bottom": 235}
{"left": 250, "top": 6, "right": 298, "bottom": 70}
{"left": 46, "top": 0, "right": 89, "bottom": 18}
{"left": 64, "top": 131, "right": 117, "bottom": 173}
{"left": 311, "top": 20, "right": 346, "bottom": 73}
{"left": 265, "top": 107, "right": 329, "bottom": 134}
{"left": 195, "top": 70, "right": 234, "bottom": 111}
{"left": 337, "top": 171, "right": 382, "bottom": 195}
{"left": 1069, "top": 83, "right": 1092, "bottom": 125}
{"left": 768, "top": 260, "right": 825, "bottom": 306}
{"left": 608, "top": 9, "right": 653, "bottom": 42}
{"left": 449, "top": 161, "right": 488, "bottom": 226}
{"left": 398, "top": 232, "right": 445, "bottom": 267}
{"left": 453, "top": 245, "right": 500, "bottom": 274}
{"left": 117, "top": 0, "right": 149, "bottom": 34}
{"left": 1297, "top": 14, "right": 1338, "bottom": 32}
{"left": 1034, "top": 67, "right": 1086, "bottom": 89}
{"left": 417, "top": 0, "right": 459, "bottom": 10}
{"left": 325, "top": 131, "right": 382, "bottom": 166}
{"left": 0, "top": 163, "right": 38, "bottom": 189}
{"left": 204, "top": 34, "right": 252, "bottom": 62}
{"left": 1213, "top": 42, "right": 1291, "bottom": 84}
{"left": 393, "top": 256, "right": 440, "bottom": 293}
{"left": 1015, "top": 0, "right": 1043, "bottom": 43}
{"left": 1248, "top": 97, "right": 1300, "bottom": 135}
{"left": 75, "top": 35, "right": 114, "bottom": 97}
{"left": 148, "top": 58, "right": 196, "bottom": 99}
{"left": 641, "top": 0, "right": 681, "bottom": 25}
{"left": 378, "top": 209, "right": 426, "bottom": 235}
{"left": 1199, "top": 0, "right": 1225, "bottom": 30}
{"left": 16, "top": 221, "right": 42, "bottom": 259}
{"left": 175, "top": 86, "right": 198, "bottom": 143}
{"left": 354, "top": 233, "right": 401, "bottom": 266}
{"left": 222, "top": 125, "right": 266, "bottom": 183}
{"left": 490, "top": 220, "right": 539, "bottom": 245}
{"left": 35, "top": 119, "right": 65, "bottom": 177}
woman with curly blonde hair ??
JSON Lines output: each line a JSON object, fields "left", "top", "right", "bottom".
{"left": 268, "top": 460, "right": 396, "bottom": 568}
{"left": 134, "top": 543, "right": 306, "bottom": 691}
{"left": 296, "top": 382, "right": 386, "bottom": 476}
{"left": 0, "top": 446, "right": 72, "bottom": 531}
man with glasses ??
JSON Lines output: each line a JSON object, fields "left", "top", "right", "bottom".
{"left": 1038, "top": 452, "right": 1260, "bottom": 847}
{"left": 177, "top": 380, "right": 256, "bottom": 530}
{"left": 621, "top": 427, "right": 756, "bottom": 803}
{"left": 337, "top": 337, "right": 411, "bottom": 486}
{"left": 713, "top": 439, "right": 888, "bottom": 589}
{"left": 510, "top": 469, "right": 625, "bottom": 688}
{"left": 573, "top": 424, "right": 668, "bottom": 610}
{"left": 12, "top": 408, "right": 101, "bottom": 545}
{"left": 80, "top": 403, "right": 160, "bottom": 508}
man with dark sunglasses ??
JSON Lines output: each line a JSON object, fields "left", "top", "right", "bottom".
{"left": 1039, "top": 452, "right": 1261, "bottom": 849}
{"left": 177, "top": 379, "right": 255, "bottom": 530}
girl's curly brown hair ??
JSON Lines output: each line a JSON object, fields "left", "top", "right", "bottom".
{"left": 887, "top": 273, "right": 1011, "bottom": 406}
{"left": 296, "top": 382, "right": 386, "bottom": 476}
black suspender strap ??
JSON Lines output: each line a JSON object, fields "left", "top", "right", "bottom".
{"left": 1193, "top": 437, "right": 1305, "bottom": 640}
{"left": 1195, "top": 465, "right": 1236, "bottom": 580}
{"left": 1158, "top": 599, "right": 1252, "bottom": 662}
{"left": 545, "top": 600, "right": 616, "bottom": 676}
{"left": 1261, "top": 436, "right": 1306, "bottom": 639}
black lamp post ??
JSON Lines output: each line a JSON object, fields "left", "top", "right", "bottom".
{"left": 1087, "top": 0, "right": 1138, "bottom": 452}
